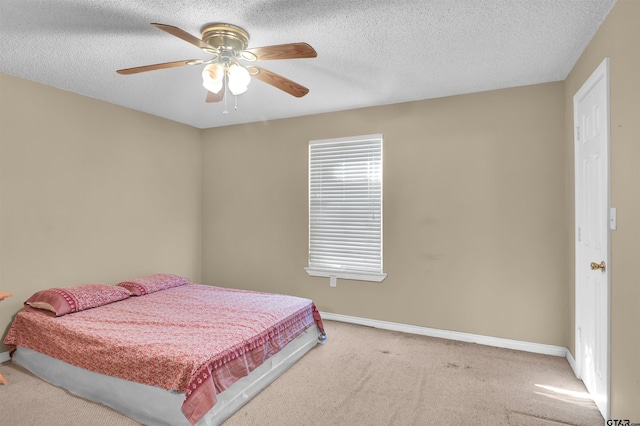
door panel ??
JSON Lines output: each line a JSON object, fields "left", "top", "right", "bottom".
{"left": 574, "top": 57, "right": 610, "bottom": 419}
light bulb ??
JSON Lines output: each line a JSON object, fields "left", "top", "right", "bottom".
{"left": 227, "top": 64, "right": 251, "bottom": 95}
{"left": 202, "top": 63, "right": 224, "bottom": 94}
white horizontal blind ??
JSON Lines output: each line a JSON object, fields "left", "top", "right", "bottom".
{"left": 308, "top": 135, "right": 383, "bottom": 277}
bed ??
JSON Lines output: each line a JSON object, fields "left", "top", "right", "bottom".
{"left": 3, "top": 274, "right": 326, "bottom": 425}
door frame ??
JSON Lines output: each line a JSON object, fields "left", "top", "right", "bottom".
{"left": 573, "top": 57, "right": 611, "bottom": 420}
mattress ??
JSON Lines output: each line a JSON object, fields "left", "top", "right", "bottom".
{"left": 5, "top": 283, "right": 326, "bottom": 425}
{"left": 12, "top": 324, "right": 320, "bottom": 425}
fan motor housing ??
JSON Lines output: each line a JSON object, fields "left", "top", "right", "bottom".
{"left": 201, "top": 23, "right": 249, "bottom": 52}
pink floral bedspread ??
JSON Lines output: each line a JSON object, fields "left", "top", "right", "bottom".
{"left": 4, "top": 284, "right": 325, "bottom": 425}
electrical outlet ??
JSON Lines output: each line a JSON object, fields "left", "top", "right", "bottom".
{"left": 329, "top": 276, "right": 337, "bottom": 287}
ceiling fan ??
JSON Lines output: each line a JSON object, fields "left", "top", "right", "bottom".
{"left": 116, "top": 23, "right": 317, "bottom": 104}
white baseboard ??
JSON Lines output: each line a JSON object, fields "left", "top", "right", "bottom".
{"left": 320, "top": 312, "right": 570, "bottom": 358}
{"left": 1, "top": 315, "right": 579, "bottom": 376}
{"left": 565, "top": 348, "right": 578, "bottom": 376}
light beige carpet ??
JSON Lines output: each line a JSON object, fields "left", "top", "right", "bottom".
{"left": 0, "top": 320, "right": 603, "bottom": 425}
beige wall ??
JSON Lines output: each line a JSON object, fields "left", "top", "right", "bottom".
{"left": 0, "top": 74, "right": 203, "bottom": 352}
{"left": 564, "top": 0, "right": 640, "bottom": 419}
{"left": 202, "top": 82, "right": 568, "bottom": 347}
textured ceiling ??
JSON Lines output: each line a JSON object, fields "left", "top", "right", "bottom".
{"left": 0, "top": 0, "right": 616, "bottom": 129}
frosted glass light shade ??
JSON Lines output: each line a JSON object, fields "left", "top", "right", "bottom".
{"left": 202, "top": 63, "right": 224, "bottom": 94}
{"left": 228, "top": 64, "right": 251, "bottom": 95}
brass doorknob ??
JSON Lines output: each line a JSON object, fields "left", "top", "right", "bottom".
{"left": 590, "top": 261, "right": 606, "bottom": 271}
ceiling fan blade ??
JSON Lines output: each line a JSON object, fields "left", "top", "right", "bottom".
{"left": 248, "top": 66, "right": 310, "bottom": 98}
{"left": 244, "top": 43, "right": 317, "bottom": 61}
{"left": 151, "top": 23, "right": 217, "bottom": 51}
{"left": 205, "top": 79, "right": 225, "bottom": 103}
{"left": 116, "top": 59, "right": 203, "bottom": 75}
{"left": 206, "top": 90, "right": 224, "bottom": 103}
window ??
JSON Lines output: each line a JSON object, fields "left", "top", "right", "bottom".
{"left": 305, "top": 134, "right": 386, "bottom": 283}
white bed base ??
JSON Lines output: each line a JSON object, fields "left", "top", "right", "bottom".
{"left": 13, "top": 324, "right": 320, "bottom": 426}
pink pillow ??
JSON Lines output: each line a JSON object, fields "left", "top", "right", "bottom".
{"left": 25, "top": 284, "right": 132, "bottom": 316}
{"left": 117, "top": 273, "right": 189, "bottom": 296}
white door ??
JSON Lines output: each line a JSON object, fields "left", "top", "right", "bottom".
{"left": 574, "top": 57, "right": 610, "bottom": 419}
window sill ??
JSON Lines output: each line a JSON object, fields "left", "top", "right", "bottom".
{"left": 305, "top": 267, "right": 387, "bottom": 283}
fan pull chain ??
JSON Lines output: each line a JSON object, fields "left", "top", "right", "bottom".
{"left": 234, "top": 95, "right": 239, "bottom": 111}
{"left": 222, "top": 78, "right": 229, "bottom": 114}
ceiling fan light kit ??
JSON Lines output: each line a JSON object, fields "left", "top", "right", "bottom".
{"left": 117, "top": 22, "right": 317, "bottom": 111}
